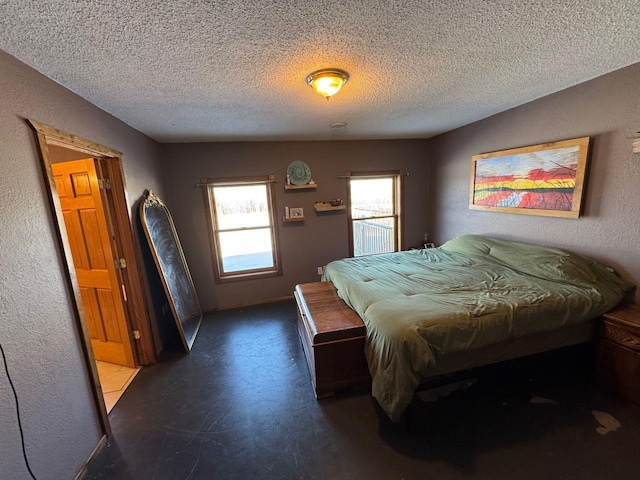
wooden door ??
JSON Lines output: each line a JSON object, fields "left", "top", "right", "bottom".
{"left": 52, "top": 159, "right": 136, "bottom": 367}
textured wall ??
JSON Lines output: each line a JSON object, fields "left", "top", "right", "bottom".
{"left": 161, "top": 140, "right": 430, "bottom": 309}
{"left": 428, "top": 62, "right": 640, "bottom": 302}
{"left": 3, "top": 37, "right": 637, "bottom": 478}
{"left": 2, "top": 1, "right": 640, "bottom": 143}
{"left": 0, "top": 50, "right": 165, "bottom": 479}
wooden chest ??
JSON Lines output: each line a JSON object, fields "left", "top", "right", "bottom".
{"left": 294, "top": 282, "right": 371, "bottom": 398}
{"left": 596, "top": 304, "right": 640, "bottom": 406}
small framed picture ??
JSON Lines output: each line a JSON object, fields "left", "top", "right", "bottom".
{"left": 290, "top": 207, "right": 304, "bottom": 218}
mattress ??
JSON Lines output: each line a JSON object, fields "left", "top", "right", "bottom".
{"left": 323, "top": 234, "right": 632, "bottom": 420}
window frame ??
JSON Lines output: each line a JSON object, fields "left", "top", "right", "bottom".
{"left": 346, "top": 170, "right": 405, "bottom": 257}
{"left": 202, "top": 174, "right": 283, "bottom": 283}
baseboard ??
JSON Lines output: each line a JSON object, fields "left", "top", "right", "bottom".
{"left": 75, "top": 434, "right": 107, "bottom": 480}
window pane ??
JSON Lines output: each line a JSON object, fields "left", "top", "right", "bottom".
{"left": 353, "top": 217, "right": 395, "bottom": 256}
{"left": 350, "top": 178, "right": 394, "bottom": 219}
{"left": 213, "top": 185, "right": 270, "bottom": 230}
{"left": 218, "top": 228, "right": 274, "bottom": 272}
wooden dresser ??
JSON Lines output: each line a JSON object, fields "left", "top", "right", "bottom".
{"left": 596, "top": 304, "right": 640, "bottom": 406}
{"left": 294, "top": 282, "right": 371, "bottom": 398}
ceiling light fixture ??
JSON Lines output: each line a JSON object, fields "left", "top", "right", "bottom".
{"left": 306, "top": 68, "right": 350, "bottom": 99}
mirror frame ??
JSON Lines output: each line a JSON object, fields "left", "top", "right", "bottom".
{"left": 140, "top": 190, "right": 202, "bottom": 351}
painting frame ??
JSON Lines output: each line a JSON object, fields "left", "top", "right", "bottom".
{"left": 469, "top": 137, "right": 591, "bottom": 218}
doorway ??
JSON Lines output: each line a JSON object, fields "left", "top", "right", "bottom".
{"left": 28, "top": 120, "right": 157, "bottom": 432}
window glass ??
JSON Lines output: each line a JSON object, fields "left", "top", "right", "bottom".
{"left": 213, "top": 185, "right": 270, "bottom": 230}
{"left": 348, "top": 174, "right": 401, "bottom": 257}
{"left": 352, "top": 217, "right": 395, "bottom": 256}
{"left": 204, "top": 177, "right": 281, "bottom": 282}
{"left": 350, "top": 178, "right": 394, "bottom": 219}
{"left": 218, "top": 229, "right": 274, "bottom": 272}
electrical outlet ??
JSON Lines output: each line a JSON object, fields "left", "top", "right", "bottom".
{"left": 317, "top": 266, "right": 324, "bottom": 275}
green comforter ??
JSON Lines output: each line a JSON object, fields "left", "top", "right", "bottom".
{"left": 322, "top": 234, "right": 632, "bottom": 421}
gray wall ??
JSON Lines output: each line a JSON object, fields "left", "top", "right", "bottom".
{"left": 428, "top": 62, "right": 640, "bottom": 302}
{"left": 2, "top": 39, "right": 638, "bottom": 479}
{"left": 0, "top": 50, "right": 165, "bottom": 479}
{"left": 161, "top": 140, "right": 430, "bottom": 309}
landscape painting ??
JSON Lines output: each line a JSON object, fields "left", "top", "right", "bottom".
{"left": 469, "top": 137, "right": 591, "bottom": 218}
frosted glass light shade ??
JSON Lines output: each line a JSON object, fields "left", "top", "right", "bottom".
{"left": 306, "top": 69, "right": 349, "bottom": 99}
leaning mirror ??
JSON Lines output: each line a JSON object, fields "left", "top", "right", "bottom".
{"left": 140, "top": 190, "right": 202, "bottom": 351}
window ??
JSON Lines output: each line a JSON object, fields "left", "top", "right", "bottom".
{"left": 347, "top": 170, "right": 404, "bottom": 257}
{"left": 203, "top": 175, "right": 282, "bottom": 282}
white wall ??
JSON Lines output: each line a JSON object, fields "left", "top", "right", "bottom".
{"left": 0, "top": 50, "right": 165, "bottom": 479}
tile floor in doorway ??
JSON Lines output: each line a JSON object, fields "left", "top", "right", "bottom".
{"left": 95, "top": 360, "right": 141, "bottom": 413}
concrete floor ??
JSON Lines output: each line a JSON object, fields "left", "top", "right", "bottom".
{"left": 85, "top": 300, "right": 640, "bottom": 479}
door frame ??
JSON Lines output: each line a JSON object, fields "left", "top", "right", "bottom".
{"left": 27, "top": 119, "right": 158, "bottom": 434}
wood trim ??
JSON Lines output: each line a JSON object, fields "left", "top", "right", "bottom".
{"left": 396, "top": 172, "right": 405, "bottom": 251}
{"left": 98, "top": 159, "right": 157, "bottom": 365}
{"left": 284, "top": 183, "right": 317, "bottom": 190}
{"left": 349, "top": 214, "right": 395, "bottom": 222}
{"left": 213, "top": 269, "right": 282, "bottom": 284}
{"left": 29, "top": 127, "right": 111, "bottom": 437}
{"left": 74, "top": 434, "right": 107, "bottom": 480}
{"left": 27, "top": 119, "right": 160, "bottom": 437}
{"left": 28, "top": 119, "right": 122, "bottom": 158}
{"left": 346, "top": 170, "right": 405, "bottom": 257}
{"left": 268, "top": 178, "right": 283, "bottom": 276}
{"left": 28, "top": 120, "right": 156, "bottom": 365}
{"left": 346, "top": 176, "right": 354, "bottom": 257}
{"left": 468, "top": 137, "right": 591, "bottom": 219}
{"left": 199, "top": 174, "right": 276, "bottom": 185}
{"left": 343, "top": 169, "right": 404, "bottom": 178}
{"left": 202, "top": 175, "right": 283, "bottom": 284}
{"left": 201, "top": 183, "right": 224, "bottom": 282}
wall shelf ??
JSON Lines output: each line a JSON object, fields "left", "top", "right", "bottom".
{"left": 285, "top": 184, "right": 317, "bottom": 190}
{"left": 283, "top": 217, "right": 305, "bottom": 223}
{"left": 314, "top": 203, "right": 346, "bottom": 212}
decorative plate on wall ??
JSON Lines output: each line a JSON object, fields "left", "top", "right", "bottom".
{"left": 286, "top": 160, "right": 312, "bottom": 185}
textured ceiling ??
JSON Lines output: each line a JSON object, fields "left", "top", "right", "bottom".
{"left": 1, "top": 1, "right": 639, "bottom": 143}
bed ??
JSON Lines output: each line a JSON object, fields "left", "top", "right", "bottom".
{"left": 322, "top": 234, "right": 632, "bottom": 421}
